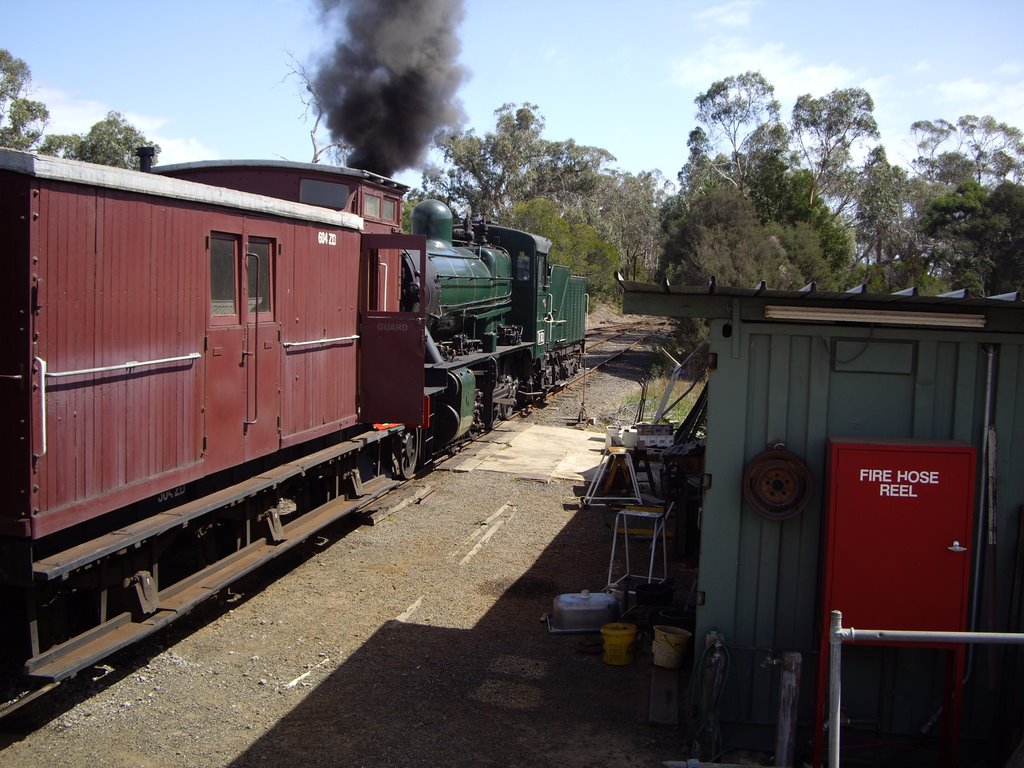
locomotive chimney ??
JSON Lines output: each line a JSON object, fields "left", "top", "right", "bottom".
{"left": 136, "top": 146, "right": 155, "bottom": 173}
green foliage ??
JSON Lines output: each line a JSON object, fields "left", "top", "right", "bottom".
{"left": 423, "top": 102, "right": 657, "bottom": 295}
{"left": 660, "top": 163, "right": 852, "bottom": 291}
{"left": 791, "top": 87, "right": 879, "bottom": 215}
{"left": 39, "top": 111, "right": 160, "bottom": 170}
{"left": 660, "top": 186, "right": 800, "bottom": 288}
{"left": 1, "top": 50, "right": 157, "bottom": 168}
{"left": 422, "top": 102, "right": 613, "bottom": 221}
{"left": 594, "top": 169, "right": 672, "bottom": 282}
{"left": 0, "top": 49, "right": 49, "bottom": 150}
{"left": 986, "top": 182, "right": 1024, "bottom": 294}
{"left": 923, "top": 179, "right": 1024, "bottom": 294}
{"left": 509, "top": 198, "right": 617, "bottom": 298}
{"left": 912, "top": 115, "right": 1024, "bottom": 188}
{"left": 691, "top": 72, "right": 784, "bottom": 193}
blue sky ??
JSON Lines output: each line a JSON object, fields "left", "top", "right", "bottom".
{"left": 6, "top": 0, "right": 1024, "bottom": 189}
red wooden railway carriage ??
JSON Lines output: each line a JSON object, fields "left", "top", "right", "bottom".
{"left": 0, "top": 149, "right": 425, "bottom": 681}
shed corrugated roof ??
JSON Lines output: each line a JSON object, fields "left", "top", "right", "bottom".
{"left": 617, "top": 275, "right": 1024, "bottom": 333}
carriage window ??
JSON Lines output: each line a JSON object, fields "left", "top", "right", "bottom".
{"left": 364, "top": 193, "right": 381, "bottom": 218}
{"left": 382, "top": 198, "right": 397, "bottom": 222}
{"left": 299, "top": 178, "right": 351, "bottom": 209}
{"left": 210, "top": 233, "right": 238, "bottom": 318}
{"left": 247, "top": 239, "right": 273, "bottom": 315}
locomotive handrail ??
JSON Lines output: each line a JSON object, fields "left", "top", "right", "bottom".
{"left": 282, "top": 334, "right": 360, "bottom": 348}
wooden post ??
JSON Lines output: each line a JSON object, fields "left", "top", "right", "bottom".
{"left": 775, "top": 652, "right": 802, "bottom": 767}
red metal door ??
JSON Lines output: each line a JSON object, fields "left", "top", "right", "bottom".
{"left": 359, "top": 234, "right": 426, "bottom": 425}
{"left": 823, "top": 438, "right": 975, "bottom": 631}
{"left": 813, "top": 439, "right": 976, "bottom": 766}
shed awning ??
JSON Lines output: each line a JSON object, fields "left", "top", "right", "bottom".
{"left": 618, "top": 276, "right": 1024, "bottom": 334}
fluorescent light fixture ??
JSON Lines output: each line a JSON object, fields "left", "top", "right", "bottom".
{"left": 763, "top": 305, "right": 986, "bottom": 328}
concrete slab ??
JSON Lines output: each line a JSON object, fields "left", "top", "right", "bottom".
{"left": 449, "top": 423, "right": 606, "bottom": 483}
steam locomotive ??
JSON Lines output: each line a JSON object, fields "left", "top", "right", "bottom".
{"left": 0, "top": 150, "right": 586, "bottom": 688}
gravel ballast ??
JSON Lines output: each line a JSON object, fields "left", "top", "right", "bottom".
{"left": 1, "top": 321, "right": 693, "bottom": 768}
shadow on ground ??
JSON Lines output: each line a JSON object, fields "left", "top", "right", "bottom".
{"left": 226, "top": 501, "right": 695, "bottom": 768}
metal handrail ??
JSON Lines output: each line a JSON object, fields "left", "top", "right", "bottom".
{"left": 44, "top": 353, "right": 201, "bottom": 378}
{"left": 33, "top": 352, "right": 200, "bottom": 460}
{"left": 828, "top": 610, "right": 1024, "bottom": 766}
{"left": 282, "top": 335, "right": 359, "bottom": 348}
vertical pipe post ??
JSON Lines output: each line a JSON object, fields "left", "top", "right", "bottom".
{"left": 775, "top": 651, "right": 802, "bottom": 766}
{"left": 829, "top": 611, "right": 843, "bottom": 767}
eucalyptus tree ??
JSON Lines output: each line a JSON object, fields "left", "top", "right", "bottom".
{"left": 423, "top": 102, "right": 612, "bottom": 221}
{"left": 422, "top": 102, "right": 543, "bottom": 217}
{"left": 39, "top": 111, "right": 159, "bottom": 170}
{"left": 595, "top": 169, "right": 673, "bottom": 282}
{"left": 0, "top": 49, "right": 49, "bottom": 151}
{"left": 911, "top": 115, "right": 1024, "bottom": 188}
{"left": 924, "top": 179, "right": 1024, "bottom": 295}
{"left": 850, "top": 146, "right": 944, "bottom": 292}
{"left": 691, "top": 71, "right": 786, "bottom": 193}
{"left": 790, "top": 87, "right": 879, "bottom": 217}
{"left": 660, "top": 185, "right": 804, "bottom": 289}
{"left": 855, "top": 147, "right": 910, "bottom": 266}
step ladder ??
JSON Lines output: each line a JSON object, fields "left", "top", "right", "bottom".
{"left": 607, "top": 504, "right": 672, "bottom": 589}
{"left": 582, "top": 446, "right": 642, "bottom": 507}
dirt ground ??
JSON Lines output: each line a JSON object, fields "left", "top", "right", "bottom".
{"left": 0, "top": 321, "right": 697, "bottom": 768}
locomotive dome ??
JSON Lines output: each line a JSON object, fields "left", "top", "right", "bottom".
{"left": 411, "top": 199, "right": 456, "bottom": 249}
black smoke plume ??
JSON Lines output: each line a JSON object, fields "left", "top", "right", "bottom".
{"left": 314, "top": 0, "right": 467, "bottom": 177}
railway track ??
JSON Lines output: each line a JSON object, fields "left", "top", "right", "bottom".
{"left": 577, "top": 320, "right": 668, "bottom": 386}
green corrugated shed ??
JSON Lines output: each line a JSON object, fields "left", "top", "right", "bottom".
{"left": 621, "top": 280, "right": 1024, "bottom": 761}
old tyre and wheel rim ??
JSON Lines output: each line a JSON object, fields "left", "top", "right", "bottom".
{"left": 742, "top": 447, "right": 812, "bottom": 521}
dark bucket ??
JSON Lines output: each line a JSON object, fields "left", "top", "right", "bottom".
{"left": 650, "top": 606, "right": 689, "bottom": 627}
{"left": 634, "top": 581, "right": 674, "bottom": 607}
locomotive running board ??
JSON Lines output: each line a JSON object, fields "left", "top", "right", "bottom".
{"left": 24, "top": 474, "right": 398, "bottom": 682}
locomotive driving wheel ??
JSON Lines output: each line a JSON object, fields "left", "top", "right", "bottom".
{"left": 494, "top": 372, "right": 517, "bottom": 421}
{"left": 394, "top": 428, "right": 420, "bottom": 480}
{"left": 741, "top": 446, "right": 812, "bottom": 521}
